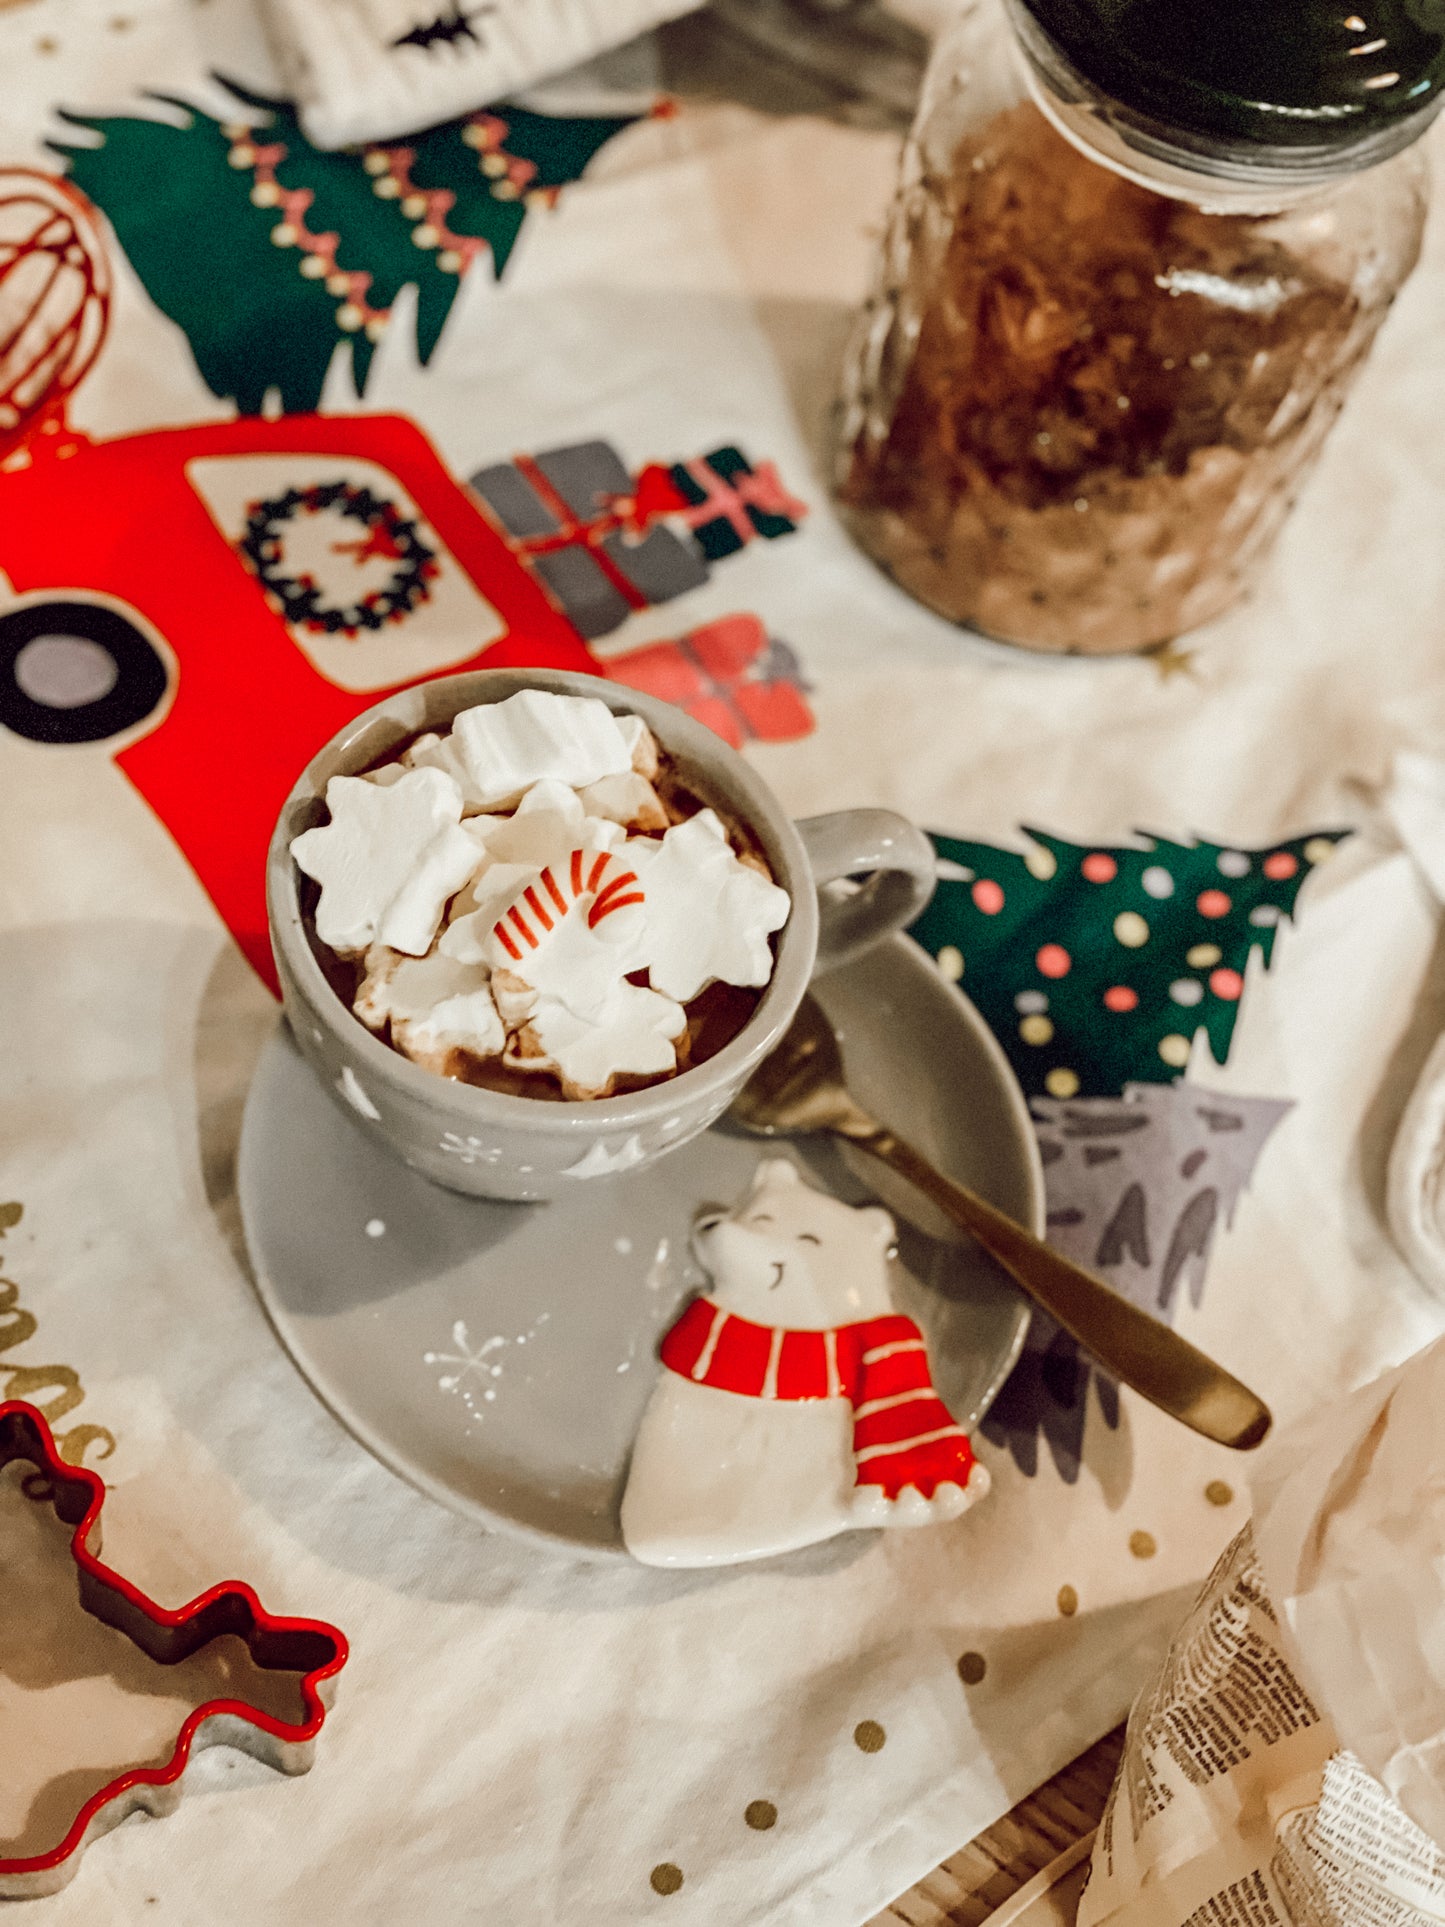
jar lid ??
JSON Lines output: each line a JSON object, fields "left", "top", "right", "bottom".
{"left": 1016, "top": 0, "right": 1445, "bottom": 173}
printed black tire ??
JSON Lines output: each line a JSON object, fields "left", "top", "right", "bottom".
{"left": 0, "top": 601, "right": 169, "bottom": 744}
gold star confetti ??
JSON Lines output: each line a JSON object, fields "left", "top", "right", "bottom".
{"left": 1150, "top": 642, "right": 1198, "bottom": 683}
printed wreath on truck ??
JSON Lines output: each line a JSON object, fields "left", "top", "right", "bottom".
{"left": 238, "top": 480, "right": 440, "bottom": 635}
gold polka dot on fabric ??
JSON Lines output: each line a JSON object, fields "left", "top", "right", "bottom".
{"left": 1045, "top": 1067, "right": 1080, "bottom": 1099}
{"left": 1025, "top": 844, "right": 1058, "bottom": 880}
{"left": 650, "top": 1864, "right": 684, "bottom": 1896}
{"left": 745, "top": 1800, "right": 778, "bottom": 1831}
{"left": 957, "top": 1652, "right": 987, "bottom": 1686}
{"left": 1057, "top": 1585, "right": 1079, "bottom": 1617}
{"left": 1157, "top": 1034, "right": 1191, "bottom": 1069}
{"left": 854, "top": 1719, "right": 887, "bottom": 1752}
{"left": 1205, "top": 1480, "right": 1234, "bottom": 1507}
{"left": 936, "top": 945, "right": 964, "bottom": 982}
{"left": 1304, "top": 837, "right": 1338, "bottom": 866}
{"left": 1019, "top": 1014, "right": 1054, "bottom": 1046}
{"left": 1114, "top": 910, "right": 1150, "bottom": 948}
{"left": 1186, "top": 943, "right": 1222, "bottom": 968}
{"left": 1129, "top": 1530, "right": 1157, "bottom": 1560}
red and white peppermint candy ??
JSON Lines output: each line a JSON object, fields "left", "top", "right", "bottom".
{"left": 487, "top": 848, "right": 645, "bottom": 964}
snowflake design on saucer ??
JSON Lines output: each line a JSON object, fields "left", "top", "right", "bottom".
{"left": 238, "top": 480, "right": 439, "bottom": 636}
{"left": 424, "top": 1320, "right": 504, "bottom": 1398}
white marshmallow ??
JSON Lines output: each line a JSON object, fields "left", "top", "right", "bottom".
{"left": 617, "top": 713, "right": 661, "bottom": 781}
{"left": 579, "top": 771, "right": 669, "bottom": 834}
{"left": 447, "top": 691, "right": 633, "bottom": 810}
{"left": 440, "top": 861, "right": 545, "bottom": 964}
{"left": 489, "top": 966, "right": 539, "bottom": 1032}
{"left": 481, "top": 857, "right": 646, "bottom": 1020}
{"left": 439, "top": 782, "right": 622, "bottom": 966}
{"left": 510, "top": 982, "right": 686, "bottom": 1099}
{"left": 291, "top": 767, "right": 481, "bottom": 957}
{"left": 625, "top": 810, "right": 790, "bottom": 1002}
{"left": 463, "top": 779, "right": 622, "bottom": 868}
{"left": 354, "top": 946, "right": 503, "bottom": 1071}
{"left": 359, "top": 760, "right": 409, "bottom": 788}
{"left": 402, "top": 730, "right": 476, "bottom": 799}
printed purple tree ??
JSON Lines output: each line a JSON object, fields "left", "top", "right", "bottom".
{"left": 909, "top": 826, "right": 1347, "bottom": 1479}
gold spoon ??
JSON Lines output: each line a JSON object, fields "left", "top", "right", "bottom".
{"left": 730, "top": 994, "right": 1272, "bottom": 1451}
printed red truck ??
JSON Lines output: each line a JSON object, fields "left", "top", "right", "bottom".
{"left": 0, "top": 171, "right": 812, "bottom": 990}
{"left": 0, "top": 411, "right": 597, "bottom": 986}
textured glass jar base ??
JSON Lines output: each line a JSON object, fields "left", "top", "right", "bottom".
{"left": 835, "top": 460, "right": 1268, "bottom": 656}
{"left": 835, "top": 82, "right": 1427, "bottom": 656}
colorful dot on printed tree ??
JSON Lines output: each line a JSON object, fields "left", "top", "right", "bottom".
{"left": 1187, "top": 943, "right": 1222, "bottom": 968}
{"left": 1217, "top": 850, "right": 1250, "bottom": 878}
{"left": 1197, "top": 889, "right": 1231, "bottom": 918}
{"left": 1081, "top": 853, "right": 1117, "bottom": 883}
{"left": 1103, "top": 985, "right": 1138, "bottom": 1012}
{"left": 1141, "top": 865, "right": 1174, "bottom": 898}
{"left": 1025, "top": 844, "right": 1058, "bottom": 880}
{"left": 1129, "top": 1531, "right": 1157, "bottom": 1559}
{"left": 1250, "top": 905, "right": 1281, "bottom": 928}
{"left": 957, "top": 1653, "right": 987, "bottom": 1686}
{"left": 1264, "top": 851, "right": 1299, "bottom": 880}
{"left": 1057, "top": 1585, "right": 1079, "bottom": 1617}
{"left": 936, "top": 946, "right": 964, "bottom": 982}
{"left": 1114, "top": 911, "right": 1150, "bottom": 947}
{"left": 1020, "top": 1015, "right": 1054, "bottom": 1046}
{"left": 1036, "top": 943, "right": 1071, "bottom": 978}
{"left": 1046, "top": 1067, "right": 1080, "bottom": 1098}
{"left": 854, "top": 1720, "right": 888, "bottom": 1752}
{"left": 1304, "top": 837, "right": 1338, "bottom": 865}
{"left": 1210, "top": 968, "right": 1243, "bottom": 1000}
{"left": 1158, "top": 1034, "right": 1191, "bottom": 1068}
{"left": 1169, "top": 979, "right": 1204, "bottom": 1007}
{"left": 1016, "top": 990, "right": 1048, "bottom": 1014}
{"left": 972, "top": 879, "right": 1005, "bottom": 915}
{"left": 650, "top": 1864, "right": 684, "bottom": 1896}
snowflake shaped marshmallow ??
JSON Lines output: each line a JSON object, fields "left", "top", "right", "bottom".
{"left": 414, "top": 690, "right": 634, "bottom": 811}
{"left": 626, "top": 810, "right": 791, "bottom": 1002}
{"left": 514, "top": 983, "right": 686, "bottom": 1099}
{"left": 354, "top": 947, "right": 503, "bottom": 1070}
{"left": 291, "top": 767, "right": 482, "bottom": 956}
{"left": 439, "top": 781, "right": 623, "bottom": 967}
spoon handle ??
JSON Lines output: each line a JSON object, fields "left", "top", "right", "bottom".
{"left": 850, "top": 1126, "right": 1272, "bottom": 1451}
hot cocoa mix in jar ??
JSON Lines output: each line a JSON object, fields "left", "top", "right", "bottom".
{"left": 835, "top": 0, "right": 1443, "bottom": 655}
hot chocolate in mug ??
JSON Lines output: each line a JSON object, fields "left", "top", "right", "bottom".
{"left": 266, "top": 667, "right": 937, "bottom": 1200}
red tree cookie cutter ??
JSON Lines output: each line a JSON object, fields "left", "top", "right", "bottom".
{"left": 0, "top": 1401, "right": 348, "bottom": 1901}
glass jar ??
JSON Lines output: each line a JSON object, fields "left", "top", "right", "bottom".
{"left": 834, "top": 0, "right": 1440, "bottom": 654}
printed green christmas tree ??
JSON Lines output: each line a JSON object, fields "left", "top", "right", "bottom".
{"left": 909, "top": 827, "right": 1349, "bottom": 1102}
{"left": 52, "top": 79, "right": 642, "bottom": 415}
{"left": 910, "top": 823, "right": 1347, "bottom": 1481}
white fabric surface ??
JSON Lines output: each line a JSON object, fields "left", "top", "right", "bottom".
{"left": 2, "top": 0, "right": 1445, "bottom": 1919}
{"left": 260, "top": 0, "right": 700, "bottom": 148}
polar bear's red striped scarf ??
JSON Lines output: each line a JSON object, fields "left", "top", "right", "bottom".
{"left": 659, "top": 1298, "right": 978, "bottom": 1501}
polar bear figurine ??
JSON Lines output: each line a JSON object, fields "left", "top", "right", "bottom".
{"left": 620, "top": 1158, "right": 990, "bottom": 1568}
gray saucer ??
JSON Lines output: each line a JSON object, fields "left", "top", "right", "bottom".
{"left": 238, "top": 933, "right": 1042, "bottom": 1558}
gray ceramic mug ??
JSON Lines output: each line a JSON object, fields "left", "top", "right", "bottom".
{"left": 266, "top": 668, "right": 936, "bottom": 1200}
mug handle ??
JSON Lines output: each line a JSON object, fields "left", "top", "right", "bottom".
{"left": 795, "top": 810, "right": 937, "bottom": 977}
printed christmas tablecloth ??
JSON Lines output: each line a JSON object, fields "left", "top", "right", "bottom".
{"left": 2, "top": 0, "right": 1445, "bottom": 1920}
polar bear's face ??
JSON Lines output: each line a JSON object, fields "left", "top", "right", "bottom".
{"left": 692, "top": 1159, "right": 897, "bottom": 1329}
